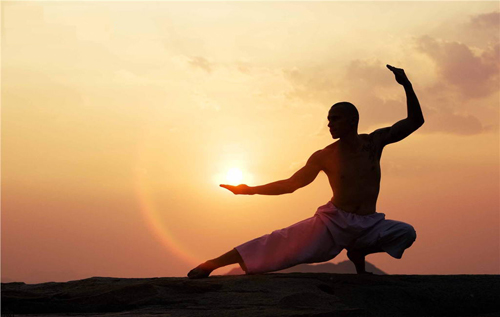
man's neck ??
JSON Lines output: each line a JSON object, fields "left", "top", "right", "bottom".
{"left": 339, "top": 132, "right": 360, "bottom": 151}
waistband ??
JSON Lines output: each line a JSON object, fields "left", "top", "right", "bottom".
{"left": 317, "top": 201, "right": 380, "bottom": 217}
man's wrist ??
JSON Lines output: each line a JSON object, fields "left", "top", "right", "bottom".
{"left": 247, "top": 186, "right": 257, "bottom": 195}
{"left": 403, "top": 82, "right": 413, "bottom": 89}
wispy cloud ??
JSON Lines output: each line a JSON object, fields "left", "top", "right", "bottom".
{"left": 187, "top": 56, "right": 214, "bottom": 73}
{"left": 416, "top": 35, "right": 499, "bottom": 100}
{"left": 469, "top": 11, "right": 499, "bottom": 32}
{"left": 280, "top": 11, "right": 499, "bottom": 136}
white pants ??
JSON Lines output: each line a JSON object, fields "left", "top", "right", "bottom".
{"left": 235, "top": 201, "right": 416, "bottom": 274}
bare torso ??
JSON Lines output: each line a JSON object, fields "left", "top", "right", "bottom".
{"left": 319, "top": 133, "right": 383, "bottom": 215}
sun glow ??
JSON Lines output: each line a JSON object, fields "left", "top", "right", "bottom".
{"left": 226, "top": 168, "right": 243, "bottom": 185}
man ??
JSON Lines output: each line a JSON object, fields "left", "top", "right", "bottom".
{"left": 188, "top": 64, "right": 424, "bottom": 278}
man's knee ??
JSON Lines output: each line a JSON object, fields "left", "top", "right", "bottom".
{"left": 400, "top": 224, "right": 417, "bottom": 247}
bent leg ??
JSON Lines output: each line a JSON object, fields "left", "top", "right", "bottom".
{"left": 377, "top": 220, "right": 417, "bottom": 259}
{"left": 346, "top": 246, "right": 384, "bottom": 274}
{"left": 347, "top": 219, "right": 417, "bottom": 274}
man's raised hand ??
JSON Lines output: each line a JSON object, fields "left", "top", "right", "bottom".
{"left": 387, "top": 64, "right": 411, "bottom": 86}
{"left": 220, "top": 184, "right": 254, "bottom": 195}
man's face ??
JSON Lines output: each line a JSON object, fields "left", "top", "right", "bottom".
{"left": 327, "top": 106, "right": 353, "bottom": 139}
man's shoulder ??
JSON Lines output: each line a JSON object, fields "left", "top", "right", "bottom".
{"left": 319, "top": 143, "right": 336, "bottom": 157}
{"left": 368, "top": 128, "right": 391, "bottom": 147}
{"left": 323, "top": 141, "right": 339, "bottom": 151}
{"left": 369, "top": 127, "right": 390, "bottom": 136}
{"left": 315, "top": 142, "right": 339, "bottom": 159}
{"left": 304, "top": 148, "right": 328, "bottom": 170}
{"left": 307, "top": 146, "right": 333, "bottom": 164}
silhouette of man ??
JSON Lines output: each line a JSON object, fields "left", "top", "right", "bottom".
{"left": 188, "top": 64, "right": 424, "bottom": 278}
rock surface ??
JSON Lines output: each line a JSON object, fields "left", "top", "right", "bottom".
{"left": 225, "top": 260, "right": 386, "bottom": 275}
{"left": 2, "top": 273, "right": 500, "bottom": 316}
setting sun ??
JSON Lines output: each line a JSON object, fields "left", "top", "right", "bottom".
{"left": 226, "top": 168, "right": 243, "bottom": 185}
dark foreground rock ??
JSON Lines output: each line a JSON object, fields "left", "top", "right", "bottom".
{"left": 226, "top": 260, "right": 386, "bottom": 275}
{"left": 2, "top": 273, "right": 499, "bottom": 317}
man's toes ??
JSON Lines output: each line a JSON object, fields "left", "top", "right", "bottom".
{"left": 187, "top": 262, "right": 215, "bottom": 279}
{"left": 188, "top": 267, "right": 210, "bottom": 279}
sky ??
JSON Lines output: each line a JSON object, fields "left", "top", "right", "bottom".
{"left": 1, "top": 1, "right": 499, "bottom": 283}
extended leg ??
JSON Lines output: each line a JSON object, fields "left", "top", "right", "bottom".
{"left": 188, "top": 214, "right": 341, "bottom": 278}
{"left": 187, "top": 248, "right": 247, "bottom": 279}
{"left": 233, "top": 215, "right": 341, "bottom": 275}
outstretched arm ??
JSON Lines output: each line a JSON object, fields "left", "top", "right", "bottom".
{"left": 374, "top": 65, "right": 425, "bottom": 146}
{"left": 220, "top": 150, "right": 323, "bottom": 195}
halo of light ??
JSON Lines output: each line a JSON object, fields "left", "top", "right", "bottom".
{"left": 135, "top": 126, "right": 254, "bottom": 269}
{"left": 134, "top": 127, "right": 201, "bottom": 267}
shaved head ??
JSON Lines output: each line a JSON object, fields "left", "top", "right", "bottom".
{"left": 330, "top": 102, "right": 359, "bottom": 128}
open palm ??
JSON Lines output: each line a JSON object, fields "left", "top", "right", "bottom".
{"left": 220, "top": 184, "right": 253, "bottom": 195}
{"left": 387, "top": 64, "right": 411, "bottom": 86}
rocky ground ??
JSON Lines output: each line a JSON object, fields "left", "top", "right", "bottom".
{"left": 2, "top": 273, "right": 500, "bottom": 316}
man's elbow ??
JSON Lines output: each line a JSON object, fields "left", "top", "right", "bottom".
{"left": 418, "top": 118, "right": 425, "bottom": 128}
{"left": 416, "top": 119, "right": 424, "bottom": 128}
{"left": 408, "top": 117, "right": 424, "bottom": 129}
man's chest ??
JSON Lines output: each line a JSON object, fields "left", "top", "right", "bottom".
{"left": 323, "top": 139, "right": 382, "bottom": 178}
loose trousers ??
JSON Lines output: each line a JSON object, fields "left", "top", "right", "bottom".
{"left": 235, "top": 201, "right": 416, "bottom": 274}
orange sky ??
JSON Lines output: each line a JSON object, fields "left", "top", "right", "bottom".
{"left": 2, "top": 1, "right": 499, "bottom": 283}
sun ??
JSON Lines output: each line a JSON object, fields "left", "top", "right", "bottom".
{"left": 226, "top": 168, "right": 243, "bottom": 185}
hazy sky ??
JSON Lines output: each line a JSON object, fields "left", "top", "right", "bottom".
{"left": 2, "top": 1, "right": 499, "bottom": 283}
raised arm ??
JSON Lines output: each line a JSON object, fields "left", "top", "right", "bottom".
{"left": 373, "top": 65, "right": 425, "bottom": 147}
{"left": 220, "top": 150, "right": 323, "bottom": 195}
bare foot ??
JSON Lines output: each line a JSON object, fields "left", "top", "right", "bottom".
{"left": 187, "top": 261, "right": 217, "bottom": 279}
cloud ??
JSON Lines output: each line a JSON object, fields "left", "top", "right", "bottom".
{"left": 167, "top": 10, "right": 499, "bottom": 137}
{"left": 421, "top": 109, "right": 486, "bottom": 136}
{"left": 344, "top": 59, "right": 393, "bottom": 87}
{"left": 282, "top": 65, "right": 342, "bottom": 107}
{"left": 171, "top": 55, "right": 215, "bottom": 74}
{"left": 191, "top": 90, "right": 221, "bottom": 111}
{"left": 469, "top": 11, "right": 499, "bottom": 31}
{"left": 416, "top": 82, "right": 495, "bottom": 135}
{"left": 282, "top": 56, "right": 495, "bottom": 136}
{"left": 187, "top": 56, "right": 213, "bottom": 73}
{"left": 280, "top": 59, "right": 399, "bottom": 114}
{"left": 416, "top": 35, "right": 499, "bottom": 100}
{"left": 428, "top": 11, "right": 499, "bottom": 50}
{"left": 279, "top": 10, "right": 500, "bottom": 137}
{"left": 410, "top": 11, "right": 500, "bottom": 135}
{"left": 280, "top": 60, "right": 409, "bottom": 133}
